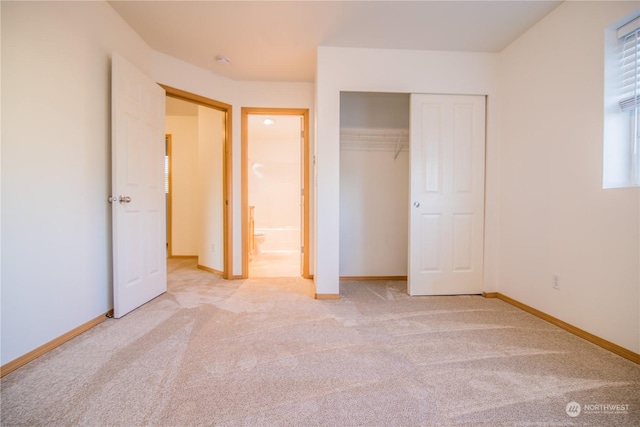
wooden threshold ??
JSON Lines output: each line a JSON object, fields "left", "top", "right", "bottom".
{"left": 169, "top": 255, "right": 198, "bottom": 259}
{"left": 484, "top": 292, "right": 639, "bottom": 365}
{"left": 0, "top": 310, "right": 113, "bottom": 378}
{"left": 315, "top": 293, "right": 340, "bottom": 300}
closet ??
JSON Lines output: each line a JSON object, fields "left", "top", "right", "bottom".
{"left": 339, "top": 92, "right": 410, "bottom": 278}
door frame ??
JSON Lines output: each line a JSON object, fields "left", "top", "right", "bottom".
{"left": 165, "top": 134, "right": 173, "bottom": 257}
{"left": 161, "top": 84, "right": 233, "bottom": 279}
{"left": 241, "top": 107, "right": 310, "bottom": 278}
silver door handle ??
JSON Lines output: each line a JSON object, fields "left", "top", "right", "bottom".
{"left": 119, "top": 195, "right": 132, "bottom": 204}
{"left": 413, "top": 201, "right": 420, "bottom": 208}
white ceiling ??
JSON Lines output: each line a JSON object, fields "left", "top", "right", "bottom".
{"left": 109, "top": 0, "right": 562, "bottom": 82}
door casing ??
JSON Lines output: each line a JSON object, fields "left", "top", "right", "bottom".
{"left": 161, "top": 84, "right": 233, "bottom": 279}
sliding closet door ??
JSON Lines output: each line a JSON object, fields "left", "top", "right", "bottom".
{"left": 408, "top": 94, "right": 485, "bottom": 295}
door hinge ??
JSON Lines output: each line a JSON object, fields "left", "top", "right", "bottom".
{"left": 301, "top": 246, "right": 304, "bottom": 254}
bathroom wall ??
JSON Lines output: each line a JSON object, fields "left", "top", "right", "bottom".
{"left": 339, "top": 92, "right": 410, "bottom": 277}
{"left": 248, "top": 115, "right": 301, "bottom": 252}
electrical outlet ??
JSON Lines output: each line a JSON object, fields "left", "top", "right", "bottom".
{"left": 553, "top": 274, "right": 560, "bottom": 290}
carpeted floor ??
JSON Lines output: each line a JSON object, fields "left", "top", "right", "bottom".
{"left": 249, "top": 251, "right": 300, "bottom": 278}
{"left": 1, "top": 258, "right": 639, "bottom": 426}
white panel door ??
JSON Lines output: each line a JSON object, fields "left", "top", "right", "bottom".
{"left": 408, "top": 94, "right": 485, "bottom": 295}
{"left": 112, "top": 53, "right": 166, "bottom": 318}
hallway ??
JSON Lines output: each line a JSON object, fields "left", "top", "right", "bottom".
{"left": 250, "top": 251, "right": 300, "bottom": 277}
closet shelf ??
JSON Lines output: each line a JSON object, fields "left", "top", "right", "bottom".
{"left": 340, "top": 127, "right": 409, "bottom": 153}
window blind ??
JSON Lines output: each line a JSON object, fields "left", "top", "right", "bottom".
{"left": 619, "top": 17, "right": 640, "bottom": 111}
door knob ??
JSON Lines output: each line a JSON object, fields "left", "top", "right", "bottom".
{"left": 119, "top": 195, "right": 132, "bottom": 204}
{"left": 413, "top": 201, "right": 420, "bottom": 208}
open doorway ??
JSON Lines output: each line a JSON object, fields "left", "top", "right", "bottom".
{"left": 339, "top": 92, "right": 410, "bottom": 280}
{"left": 162, "top": 85, "right": 233, "bottom": 278}
{"left": 242, "top": 108, "right": 310, "bottom": 278}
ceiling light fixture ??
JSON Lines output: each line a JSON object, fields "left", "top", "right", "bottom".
{"left": 263, "top": 118, "right": 275, "bottom": 125}
{"left": 215, "top": 55, "right": 230, "bottom": 65}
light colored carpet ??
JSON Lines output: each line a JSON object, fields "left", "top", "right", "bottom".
{"left": 249, "top": 251, "right": 300, "bottom": 278}
{"left": 1, "top": 258, "right": 639, "bottom": 426}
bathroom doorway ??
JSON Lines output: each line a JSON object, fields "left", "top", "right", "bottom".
{"left": 242, "top": 108, "right": 310, "bottom": 278}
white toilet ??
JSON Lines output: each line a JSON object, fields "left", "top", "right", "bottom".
{"left": 253, "top": 232, "right": 267, "bottom": 254}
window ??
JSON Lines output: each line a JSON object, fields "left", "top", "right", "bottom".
{"left": 620, "top": 18, "right": 639, "bottom": 184}
{"left": 603, "top": 14, "right": 640, "bottom": 189}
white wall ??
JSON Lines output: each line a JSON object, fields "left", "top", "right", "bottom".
{"left": 151, "top": 53, "right": 315, "bottom": 277}
{"left": 1, "top": 1, "right": 153, "bottom": 364}
{"left": 0, "top": 3, "right": 3, "bottom": 361}
{"left": 340, "top": 92, "right": 410, "bottom": 129}
{"left": 498, "top": 1, "right": 640, "bottom": 353}
{"left": 166, "top": 116, "right": 199, "bottom": 256}
{"left": 316, "top": 47, "right": 500, "bottom": 295}
{"left": 340, "top": 149, "right": 409, "bottom": 277}
{"left": 197, "top": 106, "right": 225, "bottom": 271}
